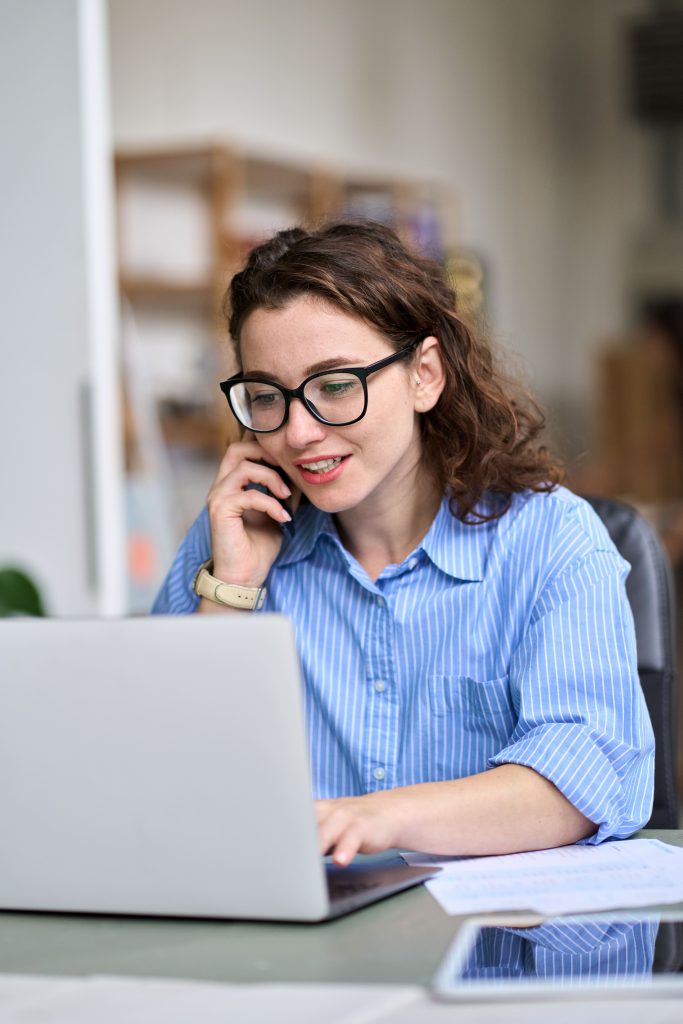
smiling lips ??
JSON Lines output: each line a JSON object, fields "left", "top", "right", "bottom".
{"left": 300, "top": 457, "right": 343, "bottom": 472}
{"left": 295, "top": 454, "right": 350, "bottom": 485}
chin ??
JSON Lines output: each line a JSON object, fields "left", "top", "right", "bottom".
{"left": 304, "top": 489, "right": 361, "bottom": 515}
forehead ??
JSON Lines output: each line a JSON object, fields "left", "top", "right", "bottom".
{"left": 240, "top": 296, "right": 393, "bottom": 378}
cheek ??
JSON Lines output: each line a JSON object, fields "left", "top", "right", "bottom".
{"left": 364, "top": 387, "right": 416, "bottom": 443}
{"left": 255, "top": 434, "right": 282, "bottom": 463}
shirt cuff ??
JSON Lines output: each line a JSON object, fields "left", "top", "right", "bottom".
{"left": 488, "top": 722, "right": 654, "bottom": 844}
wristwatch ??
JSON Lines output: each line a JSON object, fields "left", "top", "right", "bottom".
{"left": 193, "top": 560, "right": 266, "bottom": 611}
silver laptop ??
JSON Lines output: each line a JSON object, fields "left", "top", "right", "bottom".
{"left": 0, "top": 615, "right": 435, "bottom": 921}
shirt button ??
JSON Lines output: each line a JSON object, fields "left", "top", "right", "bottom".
{"left": 407, "top": 558, "right": 418, "bottom": 570}
{"left": 373, "top": 767, "right": 386, "bottom": 781}
{"left": 374, "top": 679, "right": 387, "bottom": 693}
{"left": 376, "top": 595, "right": 385, "bottom": 607}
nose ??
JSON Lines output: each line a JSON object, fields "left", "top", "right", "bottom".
{"left": 283, "top": 397, "right": 327, "bottom": 449}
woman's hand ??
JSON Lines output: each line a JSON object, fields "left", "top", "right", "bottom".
{"left": 315, "top": 792, "right": 406, "bottom": 866}
{"left": 315, "top": 769, "right": 595, "bottom": 867}
{"left": 206, "top": 434, "right": 299, "bottom": 588}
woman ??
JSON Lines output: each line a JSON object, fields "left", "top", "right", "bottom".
{"left": 153, "top": 221, "right": 654, "bottom": 865}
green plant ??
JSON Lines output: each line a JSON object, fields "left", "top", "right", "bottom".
{"left": 0, "top": 567, "right": 46, "bottom": 617}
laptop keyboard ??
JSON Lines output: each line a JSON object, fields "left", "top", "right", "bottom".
{"left": 328, "top": 876, "right": 377, "bottom": 898}
{"left": 325, "top": 857, "right": 437, "bottom": 914}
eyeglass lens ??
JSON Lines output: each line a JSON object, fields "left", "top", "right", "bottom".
{"left": 231, "top": 372, "right": 365, "bottom": 431}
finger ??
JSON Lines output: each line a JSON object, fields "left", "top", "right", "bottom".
{"left": 233, "top": 488, "right": 293, "bottom": 526}
{"left": 255, "top": 458, "right": 303, "bottom": 516}
{"left": 318, "top": 809, "right": 354, "bottom": 857}
{"left": 232, "top": 436, "right": 303, "bottom": 514}
{"left": 212, "top": 439, "right": 271, "bottom": 487}
{"left": 330, "top": 825, "right": 363, "bottom": 867}
{"left": 236, "top": 461, "right": 292, "bottom": 498}
{"left": 209, "top": 487, "right": 292, "bottom": 528}
{"left": 210, "top": 460, "right": 292, "bottom": 501}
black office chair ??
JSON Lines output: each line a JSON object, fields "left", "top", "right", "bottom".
{"left": 586, "top": 496, "right": 679, "bottom": 831}
{"left": 586, "top": 497, "right": 681, "bottom": 973}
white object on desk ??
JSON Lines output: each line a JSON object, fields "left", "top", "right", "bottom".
{"left": 0, "top": 976, "right": 423, "bottom": 1024}
{"left": 403, "top": 838, "right": 683, "bottom": 916}
{"left": 382, "top": 998, "right": 683, "bottom": 1023}
{"left": 2, "top": 975, "right": 682, "bottom": 1023}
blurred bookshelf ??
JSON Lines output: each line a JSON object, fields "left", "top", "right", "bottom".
{"left": 114, "top": 143, "right": 457, "bottom": 610}
{"left": 569, "top": 228, "right": 683, "bottom": 571}
{"left": 568, "top": 337, "right": 683, "bottom": 582}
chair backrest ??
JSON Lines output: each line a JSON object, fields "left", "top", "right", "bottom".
{"left": 586, "top": 496, "right": 679, "bottom": 829}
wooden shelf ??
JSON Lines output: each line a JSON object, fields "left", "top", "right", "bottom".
{"left": 159, "top": 410, "right": 227, "bottom": 451}
{"left": 114, "top": 146, "right": 217, "bottom": 179}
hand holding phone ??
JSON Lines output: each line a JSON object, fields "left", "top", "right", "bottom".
{"left": 245, "top": 464, "right": 295, "bottom": 538}
{"left": 205, "top": 438, "right": 299, "bottom": 592}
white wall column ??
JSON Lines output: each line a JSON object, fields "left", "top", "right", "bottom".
{"left": 0, "top": 0, "right": 125, "bottom": 616}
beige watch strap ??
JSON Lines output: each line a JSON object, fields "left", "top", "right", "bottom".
{"left": 193, "top": 560, "right": 266, "bottom": 610}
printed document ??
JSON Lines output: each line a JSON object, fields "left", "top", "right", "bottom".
{"left": 403, "top": 838, "right": 683, "bottom": 916}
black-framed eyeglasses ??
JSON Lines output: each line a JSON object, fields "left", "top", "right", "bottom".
{"left": 220, "top": 338, "right": 422, "bottom": 434}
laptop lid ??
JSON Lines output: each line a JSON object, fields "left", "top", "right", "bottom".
{"left": 0, "top": 615, "right": 330, "bottom": 921}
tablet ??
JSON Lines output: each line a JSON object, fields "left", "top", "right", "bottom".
{"left": 431, "top": 911, "right": 683, "bottom": 1001}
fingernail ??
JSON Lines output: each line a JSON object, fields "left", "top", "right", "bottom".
{"left": 281, "top": 509, "right": 292, "bottom": 521}
{"left": 282, "top": 485, "right": 291, "bottom": 497}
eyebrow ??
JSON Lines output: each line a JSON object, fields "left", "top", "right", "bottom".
{"left": 244, "top": 356, "right": 364, "bottom": 381}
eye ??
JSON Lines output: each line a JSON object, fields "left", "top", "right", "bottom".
{"left": 320, "top": 378, "right": 360, "bottom": 397}
{"left": 249, "top": 389, "right": 283, "bottom": 407}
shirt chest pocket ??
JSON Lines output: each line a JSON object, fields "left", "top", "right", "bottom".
{"left": 428, "top": 674, "right": 516, "bottom": 731}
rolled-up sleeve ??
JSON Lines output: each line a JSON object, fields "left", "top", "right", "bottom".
{"left": 151, "top": 507, "right": 212, "bottom": 614}
{"left": 489, "top": 549, "right": 655, "bottom": 842}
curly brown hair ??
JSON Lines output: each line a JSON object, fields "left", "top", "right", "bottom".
{"left": 224, "top": 220, "right": 564, "bottom": 523}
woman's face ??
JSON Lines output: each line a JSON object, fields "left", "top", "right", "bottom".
{"left": 239, "top": 295, "right": 429, "bottom": 517}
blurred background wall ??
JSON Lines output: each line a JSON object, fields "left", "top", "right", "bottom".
{"left": 2, "top": 0, "right": 682, "bottom": 618}
{"left": 109, "top": 0, "right": 654, "bottom": 448}
{"left": 1, "top": 0, "right": 124, "bottom": 617}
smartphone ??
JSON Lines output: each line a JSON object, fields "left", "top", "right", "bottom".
{"left": 245, "top": 463, "right": 295, "bottom": 538}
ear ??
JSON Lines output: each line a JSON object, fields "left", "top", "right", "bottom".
{"left": 413, "top": 336, "right": 446, "bottom": 413}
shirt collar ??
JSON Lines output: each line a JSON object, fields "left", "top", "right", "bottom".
{"left": 276, "top": 501, "right": 339, "bottom": 566}
{"left": 276, "top": 494, "right": 495, "bottom": 582}
{"left": 419, "top": 496, "right": 492, "bottom": 582}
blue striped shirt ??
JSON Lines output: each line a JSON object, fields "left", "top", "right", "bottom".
{"left": 152, "top": 486, "right": 655, "bottom": 841}
{"left": 461, "top": 919, "right": 656, "bottom": 982}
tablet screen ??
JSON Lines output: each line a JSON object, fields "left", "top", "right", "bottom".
{"left": 432, "top": 913, "right": 683, "bottom": 1000}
